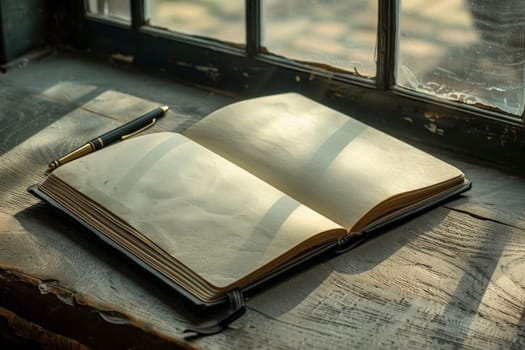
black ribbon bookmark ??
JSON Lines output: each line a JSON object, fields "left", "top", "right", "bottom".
{"left": 183, "top": 289, "right": 246, "bottom": 339}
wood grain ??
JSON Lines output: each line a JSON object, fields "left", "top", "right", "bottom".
{"left": 237, "top": 208, "right": 525, "bottom": 349}
{"left": 1, "top": 89, "right": 524, "bottom": 349}
{"left": 445, "top": 159, "right": 525, "bottom": 231}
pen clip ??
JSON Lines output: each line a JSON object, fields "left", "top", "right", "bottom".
{"left": 121, "top": 118, "right": 157, "bottom": 140}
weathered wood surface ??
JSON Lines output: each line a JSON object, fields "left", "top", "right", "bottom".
{"left": 1, "top": 89, "right": 525, "bottom": 349}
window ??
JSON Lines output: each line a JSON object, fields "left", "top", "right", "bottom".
{"left": 263, "top": 0, "right": 378, "bottom": 78}
{"left": 86, "top": 0, "right": 131, "bottom": 23}
{"left": 64, "top": 0, "right": 525, "bottom": 162}
{"left": 79, "top": 1, "right": 525, "bottom": 118}
{"left": 146, "top": 0, "right": 245, "bottom": 44}
{"left": 399, "top": 0, "right": 525, "bottom": 117}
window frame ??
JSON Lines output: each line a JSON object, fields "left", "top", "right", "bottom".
{"left": 59, "top": 0, "right": 525, "bottom": 164}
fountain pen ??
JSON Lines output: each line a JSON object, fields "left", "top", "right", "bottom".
{"left": 48, "top": 105, "right": 169, "bottom": 171}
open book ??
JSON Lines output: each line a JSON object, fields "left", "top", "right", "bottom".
{"left": 31, "top": 93, "right": 470, "bottom": 307}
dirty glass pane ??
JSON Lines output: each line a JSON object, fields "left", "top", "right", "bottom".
{"left": 398, "top": 0, "right": 525, "bottom": 116}
{"left": 263, "top": 0, "right": 378, "bottom": 78}
{"left": 146, "top": 0, "right": 245, "bottom": 44}
{"left": 86, "top": 0, "right": 131, "bottom": 22}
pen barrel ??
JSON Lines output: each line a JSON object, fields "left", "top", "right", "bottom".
{"left": 93, "top": 107, "right": 165, "bottom": 146}
{"left": 48, "top": 106, "right": 168, "bottom": 171}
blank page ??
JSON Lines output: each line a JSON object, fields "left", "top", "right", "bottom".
{"left": 185, "top": 93, "right": 464, "bottom": 230}
{"left": 51, "top": 132, "right": 343, "bottom": 288}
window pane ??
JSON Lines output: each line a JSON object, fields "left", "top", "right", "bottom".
{"left": 86, "top": 0, "right": 131, "bottom": 22}
{"left": 263, "top": 0, "right": 378, "bottom": 78}
{"left": 399, "top": 0, "right": 525, "bottom": 116}
{"left": 146, "top": 0, "right": 245, "bottom": 44}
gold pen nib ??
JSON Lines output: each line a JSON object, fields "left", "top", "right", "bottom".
{"left": 47, "top": 143, "right": 94, "bottom": 171}
{"left": 161, "top": 105, "right": 169, "bottom": 113}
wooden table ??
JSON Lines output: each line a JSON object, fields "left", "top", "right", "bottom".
{"left": 1, "top": 90, "right": 525, "bottom": 349}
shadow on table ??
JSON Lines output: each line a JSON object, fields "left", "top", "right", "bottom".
{"left": 13, "top": 203, "right": 228, "bottom": 332}
{"left": 248, "top": 196, "right": 456, "bottom": 316}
